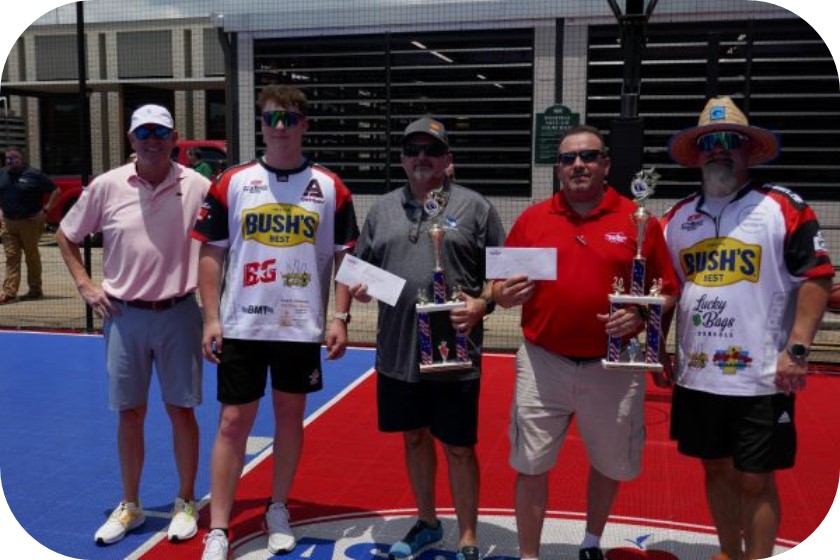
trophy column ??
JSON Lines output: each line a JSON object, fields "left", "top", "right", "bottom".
{"left": 415, "top": 223, "right": 471, "bottom": 373}
{"left": 602, "top": 169, "right": 666, "bottom": 372}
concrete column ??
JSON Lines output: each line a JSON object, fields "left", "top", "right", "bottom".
{"left": 531, "top": 21, "right": 558, "bottom": 204}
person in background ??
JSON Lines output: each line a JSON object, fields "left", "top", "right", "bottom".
{"left": 56, "top": 104, "right": 209, "bottom": 545}
{"left": 0, "top": 146, "right": 58, "bottom": 304}
{"left": 194, "top": 84, "right": 359, "bottom": 560}
{"left": 444, "top": 162, "right": 456, "bottom": 183}
{"left": 351, "top": 117, "right": 505, "bottom": 560}
{"left": 662, "top": 96, "right": 833, "bottom": 560}
{"left": 492, "top": 124, "right": 678, "bottom": 560}
{"left": 187, "top": 147, "right": 214, "bottom": 179}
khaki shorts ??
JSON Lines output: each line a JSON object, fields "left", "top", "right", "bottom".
{"left": 509, "top": 340, "right": 646, "bottom": 481}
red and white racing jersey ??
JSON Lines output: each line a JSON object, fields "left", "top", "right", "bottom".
{"left": 662, "top": 183, "right": 833, "bottom": 396}
{"left": 192, "top": 158, "right": 358, "bottom": 342}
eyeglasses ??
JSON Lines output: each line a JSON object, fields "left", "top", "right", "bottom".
{"left": 133, "top": 126, "right": 173, "bottom": 140}
{"left": 402, "top": 143, "right": 449, "bottom": 158}
{"left": 262, "top": 110, "right": 305, "bottom": 129}
{"left": 557, "top": 150, "right": 604, "bottom": 166}
{"left": 696, "top": 131, "right": 748, "bottom": 152}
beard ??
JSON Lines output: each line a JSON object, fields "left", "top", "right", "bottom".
{"left": 703, "top": 160, "right": 739, "bottom": 197}
{"left": 408, "top": 165, "right": 440, "bottom": 184}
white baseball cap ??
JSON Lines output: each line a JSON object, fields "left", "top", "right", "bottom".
{"left": 128, "top": 104, "right": 174, "bottom": 134}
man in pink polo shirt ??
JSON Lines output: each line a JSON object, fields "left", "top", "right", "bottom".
{"left": 56, "top": 104, "right": 210, "bottom": 546}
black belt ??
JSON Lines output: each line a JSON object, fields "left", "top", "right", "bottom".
{"left": 4, "top": 213, "right": 38, "bottom": 220}
{"left": 559, "top": 354, "right": 604, "bottom": 365}
{"left": 109, "top": 293, "right": 191, "bottom": 311}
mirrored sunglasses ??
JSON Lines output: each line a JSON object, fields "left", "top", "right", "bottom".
{"left": 262, "top": 110, "right": 305, "bottom": 129}
{"left": 402, "top": 142, "right": 449, "bottom": 158}
{"left": 557, "top": 149, "right": 603, "bottom": 166}
{"left": 133, "top": 125, "right": 173, "bottom": 140}
{"left": 696, "top": 131, "right": 748, "bottom": 152}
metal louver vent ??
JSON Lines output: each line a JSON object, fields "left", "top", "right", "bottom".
{"left": 587, "top": 18, "right": 840, "bottom": 200}
{"left": 254, "top": 29, "right": 534, "bottom": 196}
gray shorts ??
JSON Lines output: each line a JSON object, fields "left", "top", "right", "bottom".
{"left": 509, "top": 340, "right": 646, "bottom": 481}
{"left": 103, "top": 295, "right": 203, "bottom": 411}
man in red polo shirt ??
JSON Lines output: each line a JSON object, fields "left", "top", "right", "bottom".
{"left": 491, "top": 125, "right": 678, "bottom": 560}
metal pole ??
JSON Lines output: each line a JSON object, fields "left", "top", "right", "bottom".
{"left": 76, "top": 1, "right": 94, "bottom": 331}
{"left": 619, "top": 0, "right": 646, "bottom": 119}
{"left": 607, "top": 0, "right": 657, "bottom": 195}
{"left": 217, "top": 26, "right": 239, "bottom": 166}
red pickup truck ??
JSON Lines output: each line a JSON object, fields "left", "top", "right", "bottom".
{"left": 45, "top": 139, "right": 227, "bottom": 227}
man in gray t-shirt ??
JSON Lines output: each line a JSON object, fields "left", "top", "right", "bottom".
{"left": 351, "top": 117, "right": 504, "bottom": 560}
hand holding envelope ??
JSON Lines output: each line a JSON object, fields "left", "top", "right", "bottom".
{"left": 486, "top": 247, "right": 556, "bottom": 308}
{"left": 485, "top": 247, "right": 557, "bottom": 280}
{"left": 336, "top": 254, "right": 406, "bottom": 307}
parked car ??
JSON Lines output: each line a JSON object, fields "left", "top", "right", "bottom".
{"left": 44, "top": 139, "right": 227, "bottom": 228}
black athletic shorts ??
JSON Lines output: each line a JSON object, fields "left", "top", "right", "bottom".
{"left": 670, "top": 384, "right": 796, "bottom": 472}
{"left": 377, "top": 373, "right": 480, "bottom": 447}
{"left": 217, "top": 338, "right": 323, "bottom": 404}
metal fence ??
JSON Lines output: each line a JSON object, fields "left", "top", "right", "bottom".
{"left": 1, "top": 0, "right": 839, "bottom": 361}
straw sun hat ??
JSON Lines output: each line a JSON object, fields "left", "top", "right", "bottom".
{"left": 668, "top": 96, "right": 779, "bottom": 167}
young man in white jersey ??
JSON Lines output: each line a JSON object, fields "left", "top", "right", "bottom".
{"left": 662, "top": 96, "right": 833, "bottom": 560}
{"left": 194, "top": 85, "right": 359, "bottom": 560}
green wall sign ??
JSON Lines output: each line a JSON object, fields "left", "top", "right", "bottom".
{"left": 534, "top": 105, "right": 580, "bottom": 164}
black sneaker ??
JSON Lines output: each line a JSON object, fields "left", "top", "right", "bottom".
{"left": 580, "top": 548, "right": 605, "bottom": 560}
{"left": 388, "top": 520, "right": 443, "bottom": 560}
{"left": 456, "top": 546, "right": 480, "bottom": 560}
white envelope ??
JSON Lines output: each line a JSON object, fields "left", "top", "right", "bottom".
{"left": 335, "top": 255, "right": 406, "bottom": 307}
{"left": 485, "top": 247, "right": 557, "bottom": 280}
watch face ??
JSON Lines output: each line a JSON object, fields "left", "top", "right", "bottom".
{"left": 789, "top": 344, "right": 808, "bottom": 358}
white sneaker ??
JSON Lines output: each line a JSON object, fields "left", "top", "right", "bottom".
{"left": 202, "top": 529, "right": 230, "bottom": 560}
{"left": 265, "top": 502, "right": 296, "bottom": 554}
{"left": 167, "top": 497, "right": 198, "bottom": 542}
{"left": 94, "top": 501, "right": 146, "bottom": 544}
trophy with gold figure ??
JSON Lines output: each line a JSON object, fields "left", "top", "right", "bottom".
{"left": 416, "top": 190, "right": 471, "bottom": 373}
{"left": 602, "top": 169, "right": 666, "bottom": 372}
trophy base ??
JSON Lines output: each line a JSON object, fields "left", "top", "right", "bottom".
{"left": 601, "top": 359, "right": 663, "bottom": 372}
{"left": 416, "top": 301, "right": 466, "bottom": 313}
{"left": 420, "top": 360, "right": 473, "bottom": 373}
{"left": 608, "top": 294, "right": 666, "bottom": 305}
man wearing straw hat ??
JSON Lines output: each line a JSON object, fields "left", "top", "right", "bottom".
{"left": 662, "top": 96, "right": 833, "bottom": 560}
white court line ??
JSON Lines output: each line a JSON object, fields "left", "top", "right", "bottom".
{"left": 126, "top": 363, "right": 376, "bottom": 560}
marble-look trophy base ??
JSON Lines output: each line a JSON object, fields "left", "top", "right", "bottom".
{"left": 601, "top": 293, "right": 666, "bottom": 372}
{"left": 601, "top": 360, "right": 663, "bottom": 372}
{"left": 416, "top": 300, "right": 471, "bottom": 373}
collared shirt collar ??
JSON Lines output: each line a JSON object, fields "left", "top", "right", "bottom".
{"left": 694, "top": 179, "right": 754, "bottom": 213}
{"left": 550, "top": 185, "right": 623, "bottom": 219}
{"left": 127, "top": 161, "right": 184, "bottom": 195}
{"left": 400, "top": 181, "right": 452, "bottom": 210}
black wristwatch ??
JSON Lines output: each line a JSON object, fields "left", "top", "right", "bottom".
{"left": 786, "top": 343, "right": 810, "bottom": 360}
{"left": 481, "top": 294, "right": 496, "bottom": 315}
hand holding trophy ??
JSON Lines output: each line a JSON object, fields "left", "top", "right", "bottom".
{"left": 602, "top": 169, "right": 666, "bottom": 372}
